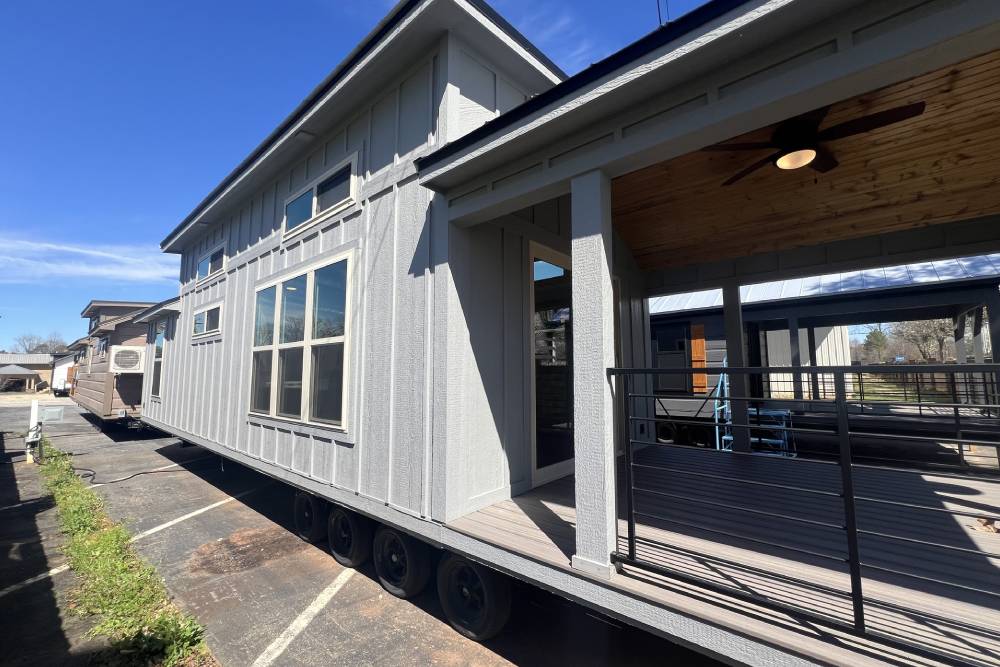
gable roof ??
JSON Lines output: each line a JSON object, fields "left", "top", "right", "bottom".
{"left": 160, "top": 0, "right": 563, "bottom": 253}
{"left": 417, "top": 0, "right": 752, "bottom": 175}
{"left": 649, "top": 254, "right": 1000, "bottom": 315}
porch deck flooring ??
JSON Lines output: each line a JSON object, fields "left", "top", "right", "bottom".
{"left": 449, "top": 446, "right": 1000, "bottom": 666}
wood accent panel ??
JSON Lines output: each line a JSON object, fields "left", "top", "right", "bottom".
{"left": 612, "top": 50, "right": 1000, "bottom": 271}
{"left": 690, "top": 323, "right": 707, "bottom": 394}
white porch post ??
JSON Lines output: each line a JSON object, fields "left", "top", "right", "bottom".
{"left": 570, "top": 169, "right": 616, "bottom": 578}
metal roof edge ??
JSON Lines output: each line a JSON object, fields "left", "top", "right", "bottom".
{"left": 160, "top": 0, "right": 562, "bottom": 252}
{"left": 415, "top": 0, "right": 755, "bottom": 174}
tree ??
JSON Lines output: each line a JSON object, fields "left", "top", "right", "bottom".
{"left": 13, "top": 334, "right": 43, "bottom": 353}
{"left": 892, "top": 319, "right": 954, "bottom": 361}
{"left": 11, "top": 333, "right": 68, "bottom": 354}
{"left": 863, "top": 328, "right": 889, "bottom": 362}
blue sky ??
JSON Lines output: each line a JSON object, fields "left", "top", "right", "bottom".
{"left": 0, "top": 0, "right": 708, "bottom": 351}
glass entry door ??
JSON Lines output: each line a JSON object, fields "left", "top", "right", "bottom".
{"left": 531, "top": 246, "right": 574, "bottom": 486}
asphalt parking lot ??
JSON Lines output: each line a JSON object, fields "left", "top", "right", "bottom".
{"left": 0, "top": 398, "right": 717, "bottom": 666}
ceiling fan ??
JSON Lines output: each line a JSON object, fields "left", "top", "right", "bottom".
{"left": 705, "top": 101, "right": 926, "bottom": 186}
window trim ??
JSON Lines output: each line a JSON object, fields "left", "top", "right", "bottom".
{"left": 151, "top": 319, "right": 167, "bottom": 398}
{"left": 195, "top": 243, "right": 226, "bottom": 284}
{"left": 281, "top": 153, "right": 359, "bottom": 242}
{"left": 192, "top": 303, "right": 223, "bottom": 338}
{"left": 250, "top": 250, "right": 353, "bottom": 432}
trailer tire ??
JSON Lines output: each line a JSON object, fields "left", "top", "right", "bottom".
{"left": 372, "top": 526, "right": 431, "bottom": 599}
{"left": 437, "top": 554, "right": 511, "bottom": 641}
{"left": 327, "top": 506, "right": 372, "bottom": 568}
{"left": 293, "top": 492, "right": 327, "bottom": 543}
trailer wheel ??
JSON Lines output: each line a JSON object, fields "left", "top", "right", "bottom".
{"left": 437, "top": 554, "right": 510, "bottom": 641}
{"left": 293, "top": 492, "right": 327, "bottom": 543}
{"left": 372, "top": 526, "right": 430, "bottom": 599}
{"left": 327, "top": 506, "right": 372, "bottom": 568}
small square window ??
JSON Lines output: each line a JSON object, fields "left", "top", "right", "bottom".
{"left": 317, "top": 167, "right": 351, "bottom": 213}
{"left": 193, "top": 306, "right": 221, "bottom": 336}
{"left": 285, "top": 191, "right": 313, "bottom": 231}
{"left": 197, "top": 248, "right": 225, "bottom": 279}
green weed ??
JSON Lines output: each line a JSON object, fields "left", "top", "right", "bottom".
{"left": 39, "top": 443, "right": 214, "bottom": 666}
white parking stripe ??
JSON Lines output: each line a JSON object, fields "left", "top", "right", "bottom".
{"left": 0, "top": 564, "right": 70, "bottom": 600}
{"left": 129, "top": 485, "right": 264, "bottom": 542}
{"left": 250, "top": 569, "right": 356, "bottom": 667}
{"left": 0, "top": 483, "right": 266, "bottom": 597}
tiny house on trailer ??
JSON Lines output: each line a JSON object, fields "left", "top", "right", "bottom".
{"left": 145, "top": 0, "right": 1000, "bottom": 664}
{"left": 73, "top": 300, "right": 154, "bottom": 421}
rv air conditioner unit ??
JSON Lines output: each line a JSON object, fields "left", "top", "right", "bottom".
{"left": 109, "top": 346, "right": 145, "bottom": 374}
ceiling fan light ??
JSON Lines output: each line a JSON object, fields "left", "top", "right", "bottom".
{"left": 775, "top": 148, "right": 817, "bottom": 170}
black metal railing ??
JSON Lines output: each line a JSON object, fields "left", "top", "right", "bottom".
{"left": 608, "top": 364, "right": 1000, "bottom": 665}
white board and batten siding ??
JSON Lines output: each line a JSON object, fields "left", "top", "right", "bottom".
{"left": 143, "top": 34, "right": 545, "bottom": 521}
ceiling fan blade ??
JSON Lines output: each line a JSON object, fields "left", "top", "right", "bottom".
{"left": 810, "top": 146, "right": 838, "bottom": 173}
{"left": 817, "top": 101, "right": 926, "bottom": 142}
{"left": 723, "top": 152, "right": 782, "bottom": 186}
{"left": 798, "top": 105, "right": 832, "bottom": 129}
{"left": 702, "top": 141, "right": 776, "bottom": 152}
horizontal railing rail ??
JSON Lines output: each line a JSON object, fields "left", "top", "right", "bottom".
{"left": 608, "top": 363, "right": 1000, "bottom": 665}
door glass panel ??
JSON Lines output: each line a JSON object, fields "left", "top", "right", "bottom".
{"left": 533, "top": 259, "right": 574, "bottom": 470}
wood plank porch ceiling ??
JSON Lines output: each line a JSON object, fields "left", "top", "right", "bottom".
{"left": 612, "top": 49, "right": 1000, "bottom": 272}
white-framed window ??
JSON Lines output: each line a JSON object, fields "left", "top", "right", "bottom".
{"left": 151, "top": 319, "right": 166, "bottom": 397}
{"left": 196, "top": 245, "right": 225, "bottom": 281}
{"left": 193, "top": 305, "right": 222, "bottom": 337}
{"left": 282, "top": 154, "right": 358, "bottom": 239}
{"left": 96, "top": 337, "right": 108, "bottom": 358}
{"left": 251, "top": 252, "right": 351, "bottom": 428}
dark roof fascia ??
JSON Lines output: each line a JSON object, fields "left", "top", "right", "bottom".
{"left": 133, "top": 296, "right": 182, "bottom": 324}
{"left": 81, "top": 300, "right": 157, "bottom": 318}
{"left": 466, "top": 0, "right": 566, "bottom": 80}
{"left": 160, "top": 0, "right": 562, "bottom": 252}
{"left": 416, "top": 0, "right": 754, "bottom": 173}
{"left": 651, "top": 276, "right": 1000, "bottom": 320}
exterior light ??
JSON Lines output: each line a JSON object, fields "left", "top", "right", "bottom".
{"left": 775, "top": 148, "right": 817, "bottom": 170}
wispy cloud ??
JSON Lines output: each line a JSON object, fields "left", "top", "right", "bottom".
{"left": 493, "top": 1, "right": 608, "bottom": 74}
{"left": 0, "top": 237, "right": 179, "bottom": 284}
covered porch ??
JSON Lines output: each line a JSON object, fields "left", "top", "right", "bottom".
{"left": 423, "top": 3, "right": 1000, "bottom": 663}
{"left": 449, "top": 47, "right": 1000, "bottom": 666}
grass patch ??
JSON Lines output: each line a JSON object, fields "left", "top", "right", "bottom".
{"left": 39, "top": 443, "right": 214, "bottom": 666}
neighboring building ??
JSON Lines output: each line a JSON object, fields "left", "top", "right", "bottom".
{"left": 0, "top": 353, "right": 55, "bottom": 392}
{"left": 51, "top": 353, "right": 76, "bottom": 396}
{"left": 72, "top": 300, "right": 155, "bottom": 421}
{"left": 141, "top": 1, "right": 1000, "bottom": 665}
{"left": 648, "top": 252, "right": 1000, "bottom": 401}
